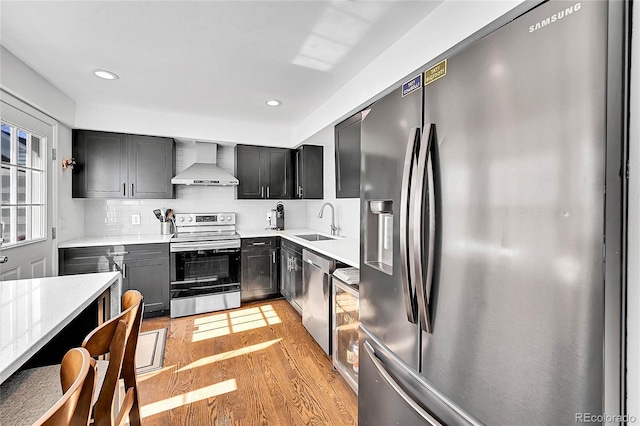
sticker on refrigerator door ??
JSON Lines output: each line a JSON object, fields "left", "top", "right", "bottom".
{"left": 402, "top": 75, "right": 422, "bottom": 97}
{"left": 424, "top": 59, "right": 447, "bottom": 86}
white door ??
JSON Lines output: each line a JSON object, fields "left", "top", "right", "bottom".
{"left": 1, "top": 98, "right": 55, "bottom": 280}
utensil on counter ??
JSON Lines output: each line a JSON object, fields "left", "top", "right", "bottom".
{"left": 166, "top": 209, "right": 174, "bottom": 220}
{"left": 153, "top": 209, "right": 163, "bottom": 221}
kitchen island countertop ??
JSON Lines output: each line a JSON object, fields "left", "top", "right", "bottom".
{"left": 0, "top": 272, "right": 121, "bottom": 383}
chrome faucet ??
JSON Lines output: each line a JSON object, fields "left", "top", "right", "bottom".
{"left": 318, "top": 202, "right": 338, "bottom": 236}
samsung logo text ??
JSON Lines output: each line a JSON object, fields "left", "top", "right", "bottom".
{"left": 529, "top": 3, "right": 581, "bottom": 33}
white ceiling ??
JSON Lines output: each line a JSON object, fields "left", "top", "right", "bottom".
{"left": 0, "top": 1, "right": 442, "bottom": 129}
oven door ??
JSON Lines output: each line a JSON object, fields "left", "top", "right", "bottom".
{"left": 170, "top": 246, "right": 240, "bottom": 299}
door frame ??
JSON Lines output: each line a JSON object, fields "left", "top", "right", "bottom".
{"left": 1, "top": 89, "right": 59, "bottom": 278}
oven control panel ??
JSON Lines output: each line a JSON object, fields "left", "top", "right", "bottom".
{"left": 174, "top": 213, "right": 236, "bottom": 225}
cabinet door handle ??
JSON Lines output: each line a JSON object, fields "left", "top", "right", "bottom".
{"left": 272, "top": 251, "right": 276, "bottom": 263}
{"left": 298, "top": 186, "right": 303, "bottom": 198}
{"left": 261, "top": 186, "right": 264, "bottom": 198}
{"left": 131, "top": 183, "right": 134, "bottom": 197}
{"left": 252, "top": 242, "right": 266, "bottom": 246}
{"left": 123, "top": 183, "right": 126, "bottom": 196}
{"left": 267, "top": 186, "right": 270, "bottom": 198}
{"left": 122, "top": 262, "right": 127, "bottom": 278}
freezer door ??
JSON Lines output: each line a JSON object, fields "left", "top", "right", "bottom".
{"left": 360, "top": 84, "right": 423, "bottom": 369}
{"left": 359, "top": 326, "right": 477, "bottom": 426}
{"left": 420, "top": 1, "right": 611, "bottom": 424}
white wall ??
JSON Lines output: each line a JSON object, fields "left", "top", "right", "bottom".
{"left": 0, "top": 46, "right": 76, "bottom": 126}
{"left": 298, "top": 126, "right": 360, "bottom": 239}
{"left": 0, "top": 46, "right": 84, "bottom": 247}
{"left": 56, "top": 123, "right": 85, "bottom": 243}
{"left": 293, "top": 0, "right": 525, "bottom": 146}
{"left": 75, "top": 103, "right": 293, "bottom": 148}
{"left": 626, "top": 0, "right": 639, "bottom": 419}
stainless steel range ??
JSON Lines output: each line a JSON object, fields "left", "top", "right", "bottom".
{"left": 170, "top": 212, "right": 241, "bottom": 318}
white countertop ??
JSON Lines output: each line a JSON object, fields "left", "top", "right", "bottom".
{"left": 239, "top": 228, "right": 360, "bottom": 268}
{"left": 58, "top": 229, "right": 360, "bottom": 267}
{"left": 58, "top": 234, "right": 173, "bottom": 248}
{"left": 0, "top": 272, "right": 121, "bottom": 383}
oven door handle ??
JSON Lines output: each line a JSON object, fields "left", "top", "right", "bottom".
{"left": 170, "top": 240, "right": 241, "bottom": 252}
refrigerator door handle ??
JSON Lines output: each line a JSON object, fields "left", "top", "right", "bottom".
{"left": 413, "top": 123, "right": 436, "bottom": 333}
{"left": 400, "top": 128, "right": 420, "bottom": 324}
{"left": 364, "top": 341, "right": 442, "bottom": 426}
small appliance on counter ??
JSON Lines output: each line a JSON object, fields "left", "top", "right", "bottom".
{"left": 276, "top": 201, "right": 285, "bottom": 230}
{"left": 265, "top": 201, "right": 285, "bottom": 230}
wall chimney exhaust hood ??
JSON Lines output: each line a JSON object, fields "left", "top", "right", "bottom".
{"left": 171, "top": 142, "right": 239, "bottom": 186}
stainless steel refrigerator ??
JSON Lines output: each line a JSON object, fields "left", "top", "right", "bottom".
{"left": 358, "top": 1, "right": 628, "bottom": 424}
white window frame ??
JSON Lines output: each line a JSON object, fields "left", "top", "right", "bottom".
{"left": 1, "top": 120, "right": 47, "bottom": 248}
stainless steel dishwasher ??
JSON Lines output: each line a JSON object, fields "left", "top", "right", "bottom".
{"left": 302, "top": 249, "right": 337, "bottom": 355}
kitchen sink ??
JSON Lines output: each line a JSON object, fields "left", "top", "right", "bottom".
{"left": 295, "top": 234, "right": 336, "bottom": 241}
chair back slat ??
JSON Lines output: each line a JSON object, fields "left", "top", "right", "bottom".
{"left": 33, "top": 347, "right": 96, "bottom": 426}
{"left": 83, "top": 290, "right": 144, "bottom": 426}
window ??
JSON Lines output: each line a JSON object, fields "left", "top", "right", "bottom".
{"left": 1, "top": 121, "right": 46, "bottom": 246}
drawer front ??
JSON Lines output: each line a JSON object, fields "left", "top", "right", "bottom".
{"left": 241, "top": 237, "right": 278, "bottom": 251}
{"left": 61, "top": 243, "right": 168, "bottom": 262}
{"left": 123, "top": 243, "right": 169, "bottom": 260}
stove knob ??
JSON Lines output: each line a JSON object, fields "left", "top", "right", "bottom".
{"left": 220, "top": 216, "right": 225, "bottom": 222}
{"left": 179, "top": 217, "right": 184, "bottom": 222}
{"left": 187, "top": 217, "right": 193, "bottom": 222}
{"left": 226, "top": 215, "right": 232, "bottom": 222}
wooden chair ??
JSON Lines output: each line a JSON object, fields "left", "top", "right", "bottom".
{"left": 83, "top": 289, "right": 144, "bottom": 426}
{"left": 0, "top": 290, "right": 144, "bottom": 426}
{"left": 32, "top": 347, "right": 97, "bottom": 426}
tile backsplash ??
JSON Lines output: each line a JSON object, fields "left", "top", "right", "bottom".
{"left": 84, "top": 142, "right": 310, "bottom": 236}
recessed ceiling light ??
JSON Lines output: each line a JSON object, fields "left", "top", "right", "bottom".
{"left": 93, "top": 69, "right": 119, "bottom": 80}
{"left": 265, "top": 99, "right": 282, "bottom": 107}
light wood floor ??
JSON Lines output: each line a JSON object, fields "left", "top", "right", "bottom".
{"left": 138, "top": 299, "right": 358, "bottom": 425}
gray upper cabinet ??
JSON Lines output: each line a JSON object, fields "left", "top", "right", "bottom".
{"left": 334, "top": 113, "right": 361, "bottom": 198}
{"left": 72, "top": 130, "right": 174, "bottom": 199}
{"left": 128, "top": 134, "right": 174, "bottom": 198}
{"left": 235, "top": 144, "right": 293, "bottom": 199}
{"left": 295, "top": 145, "right": 323, "bottom": 199}
{"left": 72, "top": 131, "right": 128, "bottom": 198}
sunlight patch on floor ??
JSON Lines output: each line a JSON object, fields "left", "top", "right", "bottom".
{"left": 137, "top": 365, "right": 176, "bottom": 382}
{"left": 177, "top": 338, "right": 282, "bottom": 373}
{"left": 140, "top": 379, "right": 237, "bottom": 418}
{"left": 191, "top": 305, "right": 281, "bottom": 342}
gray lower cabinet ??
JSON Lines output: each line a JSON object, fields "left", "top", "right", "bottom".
{"left": 280, "top": 238, "right": 303, "bottom": 314}
{"left": 59, "top": 243, "right": 170, "bottom": 317}
{"left": 241, "top": 237, "right": 279, "bottom": 302}
{"left": 72, "top": 130, "right": 174, "bottom": 199}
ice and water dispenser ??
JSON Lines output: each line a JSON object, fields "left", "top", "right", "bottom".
{"left": 364, "top": 200, "right": 393, "bottom": 275}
